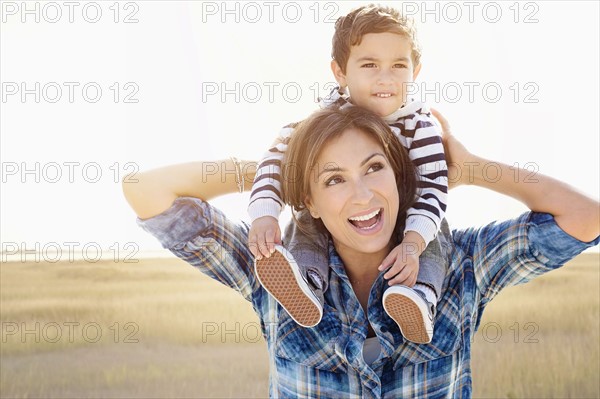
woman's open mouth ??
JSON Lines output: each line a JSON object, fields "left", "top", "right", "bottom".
{"left": 348, "top": 208, "right": 384, "bottom": 233}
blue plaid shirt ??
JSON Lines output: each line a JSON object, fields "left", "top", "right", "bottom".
{"left": 137, "top": 197, "right": 599, "bottom": 398}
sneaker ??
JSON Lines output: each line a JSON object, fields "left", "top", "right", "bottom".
{"left": 255, "top": 245, "right": 324, "bottom": 328}
{"left": 382, "top": 285, "right": 435, "bottom": 344}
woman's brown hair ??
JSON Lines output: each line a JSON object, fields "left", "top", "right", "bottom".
{"left": 282, "top": 106, "right": 418, "bottom": 241}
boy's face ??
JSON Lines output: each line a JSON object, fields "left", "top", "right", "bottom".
{"left": 332, "top": 32, "right": 421, "bottom": 118}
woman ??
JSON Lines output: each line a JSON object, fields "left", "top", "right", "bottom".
{"left": 123, "top": 107, "right": 599, "bottom": 398}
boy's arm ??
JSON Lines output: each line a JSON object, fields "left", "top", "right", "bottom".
{"left": 398, "top": 106, "right": 448, "bottom": 249}
{"left": 247, "top": 125, "right": 295, "bottom": 221}
{"left": 380, "top": 108, "right": 448, "bottom": 286}
{"left": 247, "top": 124, "right": 297, "bottom": 259}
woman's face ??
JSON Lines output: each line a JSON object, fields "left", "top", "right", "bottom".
{"left": 305, "top": 127, "right": 400, "bottom": 257}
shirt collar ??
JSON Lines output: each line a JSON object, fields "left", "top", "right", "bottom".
{"left": 318, "top": 85, "right": 423, "bottom": 124}
{"left": 326, "top": 239, "right": 405, "bottom": 359}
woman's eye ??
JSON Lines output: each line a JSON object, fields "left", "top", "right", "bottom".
{"left": 367, "top": 162, "right": 384, "bottom": 173}
{"left": 325, "top": 176, "right": 344, "bottom": 186}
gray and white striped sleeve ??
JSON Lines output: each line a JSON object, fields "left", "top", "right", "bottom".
{"left": 247, "top": 125, "right": 294, "bottom": 222}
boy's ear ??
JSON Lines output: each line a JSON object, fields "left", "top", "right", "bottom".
{"left": 412, "top": 63, "right": 422, "bottom": 81}
{"left": 331, "top": 60, "right": 347, "bottom": 88}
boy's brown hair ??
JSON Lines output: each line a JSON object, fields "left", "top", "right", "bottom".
{"left": 332, "top": 4, "right": 421, "bottom": 73}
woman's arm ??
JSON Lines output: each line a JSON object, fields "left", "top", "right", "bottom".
{"left": 122, "top": 159, "right": 257, "bottom": 220}
{"left": 432, "top": 109, "right": 600, "bottom": 242}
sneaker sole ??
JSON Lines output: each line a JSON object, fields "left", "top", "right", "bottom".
{"left": 383, "top": 289, "right": 432, "bottom": 344}
{"left": 255, "top": 246, "right": 322, "bottom": 328}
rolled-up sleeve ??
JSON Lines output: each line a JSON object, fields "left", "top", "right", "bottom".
{"left": 526, "top": 212, "right": 599, "bottom": 265}
{"left": 453, "top": 212, "right": 599, "bottom": 305}
{"left": 137, "top": 197, "right": 259, "bottom": 302}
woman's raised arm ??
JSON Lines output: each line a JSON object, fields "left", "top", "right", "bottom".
{"left": 122, "top": 159, "right": 256, "bottom": 220}
{"left": 432, "top": 109, "right": 600, "bottom": 243}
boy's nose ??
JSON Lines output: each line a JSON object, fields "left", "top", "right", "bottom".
{"left": 376, "top": 69, "right": 394, "bottom": 85}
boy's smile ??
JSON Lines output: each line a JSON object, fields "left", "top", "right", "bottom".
{"left": 332, "top": 32, "right": 421, "bottom": 118}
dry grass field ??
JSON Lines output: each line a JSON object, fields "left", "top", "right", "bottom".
{"left": 1, "top": 253, "right": 598, "bottom": 398}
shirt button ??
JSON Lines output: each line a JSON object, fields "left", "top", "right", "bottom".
{"left": 380, "top": 326, "right": 388, "bottom": 333}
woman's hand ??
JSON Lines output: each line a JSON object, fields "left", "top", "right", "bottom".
{"left": 431, "top": 108, "right": 599, "bottom": 242}
{"left": 431, "top": 108, "right": 477, "bottom": 190}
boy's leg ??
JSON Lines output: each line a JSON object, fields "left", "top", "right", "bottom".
{"left": 383, "top": 219, "right": 451, "bottom": 344}
{"left": 284, "top": 209, "right": 330, "bottom": 293}
{"left": 414, "top": 219, "right": 451, "bottom": 300}
{"left": 254, "top": 209, "right": 329, "bottom": 328}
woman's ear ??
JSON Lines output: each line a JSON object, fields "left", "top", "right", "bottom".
{"left": 331, "top": 60, "right": 347, "bottom": 88}
{"left": 304, "top": 196, "right": 320, "bottom": 219}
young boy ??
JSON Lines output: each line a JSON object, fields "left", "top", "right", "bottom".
{"left": 248, "top": 4, "right": 448, "bottom": 345}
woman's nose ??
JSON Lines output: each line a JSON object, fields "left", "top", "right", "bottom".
{"left": 351, "top": 179, "right": 374, "bottom": 204}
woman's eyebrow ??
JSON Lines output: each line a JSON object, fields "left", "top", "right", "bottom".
{"left": 317, "top": 153, "right": 385, "bottom": 178}
{"left": 360, "top": 153, "right": 385, "bottom": 166}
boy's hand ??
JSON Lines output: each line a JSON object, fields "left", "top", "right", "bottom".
{"left": 248, "top": 216, "right": 282, "bottom": 260}
{"left": 378, "top": 232, "right": 425, "bottom": 286}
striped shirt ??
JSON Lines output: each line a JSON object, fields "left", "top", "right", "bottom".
{"left": 138, "top": 197, "right": 599, "bottom": 399}
{"left": 248, "top": 90, "right": 448, "bottom": 246}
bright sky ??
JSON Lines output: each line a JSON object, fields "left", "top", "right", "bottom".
{"left": 1, "top": 1, "right": 599, "bottom": 260}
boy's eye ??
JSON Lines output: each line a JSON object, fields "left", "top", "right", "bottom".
{"left": 361, "top": 63, "right": 376, "bottom": 68}
{"left": 394, "top": 63, "right": 408, "bottom": 68}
